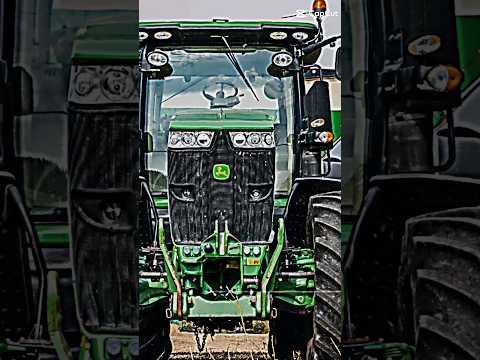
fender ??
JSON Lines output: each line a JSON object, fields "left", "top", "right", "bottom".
{"left": 343, "top": 173, "right": 480, "bottom": 340}
{"left": 284, "top": 177, "right": 341, "bottom": 247}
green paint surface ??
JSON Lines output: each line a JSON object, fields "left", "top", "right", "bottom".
{"left": 36, "top": 224, "right": 69, "bottom": 247}
{"left": 456, "top": 16, "right": 480, "bottom": 90}
{"left": 140, "top": 20, "right": 317, "bottom": 30}
{"left": 189, "top": 295, "right": 257, "bottom": 318}
{"left": 341, "top": 223, "right": 353, "bottom": 253}
{"left": 154, "top": 197, "right": 169, "bottom": 208}
{"left": 331, "top": 110, "right": 342, "bottom": 141}
{"left": 169, "top": 110, "right": 275, "bottom": 131}
{"left": 274, "top": 197, "right": 288, "bottom": 208}
{"left": 170, "top": 119, "right": 274, "bottom": 131}
{"left": 272, "top": 248, "right": 315, "bottom": 308}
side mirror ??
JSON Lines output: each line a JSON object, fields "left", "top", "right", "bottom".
{"left": 12, "top": 67, "right": 33, "bottom": 115}
{"left": 299, "top": 80, "right": 334, "bottom": 149}
{"left": 335, "top": 47, "right": 341, "bottom": 80}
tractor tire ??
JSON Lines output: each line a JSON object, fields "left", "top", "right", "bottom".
{"left": 398, "top": 207, "right": 480, "bottom": 360}
{"left": 140, "top": 300, "right": 172, "bottom": 360}
{"left": 306, "top": 191, "right": 341, "bottom": 360}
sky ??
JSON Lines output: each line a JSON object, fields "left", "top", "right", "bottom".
{"left": 139, "top": 0, "right": 341, "bottom": 67}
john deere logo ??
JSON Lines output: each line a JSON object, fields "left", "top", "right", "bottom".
{"left": 213, "top": 164, "right": 230, "bottom": 181}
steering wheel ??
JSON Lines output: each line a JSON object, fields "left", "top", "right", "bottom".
{"left": 203, "top": 81, "right": 239, "bottom": 101}
{"left": 202, "top": 81, "right": 242, "bottom": 109}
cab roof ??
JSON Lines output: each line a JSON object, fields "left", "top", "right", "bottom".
{"left": 139, "top": 20, "right": 318, "bottom": 48}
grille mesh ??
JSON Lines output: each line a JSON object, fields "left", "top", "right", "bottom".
{"left": 168, "top": 132, "right": 275, "bottom": 243}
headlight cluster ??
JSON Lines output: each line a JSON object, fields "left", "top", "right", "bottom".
{"left": 167, "top": 131, "right": 275, "bottom": 149}
{"left": 69, "top": 65, "right": 139, "bottom": 105}
{"left": 269, "top": 31, "right": 310, "bottom": 42}
{"left": 105, "top": 338, "right": 138, "bottom": 357}
{"left": 139, "top": 31, "right": 173, "bottom": 41}
{"left": 244, "top": 246, "right": 261, "bottom": 256}
{"left": 183, "top": 246, "right": 201, "bottom": 257}
{"left": 168, "top": 131, "right": 214, "bottom": 149}
{"left": 229, "top": 132, "right": 275, "bottom": 149}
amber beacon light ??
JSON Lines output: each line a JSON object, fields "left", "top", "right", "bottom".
{"left": 312, "top": 0, "right": 327, "bottom": 14}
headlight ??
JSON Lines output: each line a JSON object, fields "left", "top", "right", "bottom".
{"left": 128, "top": 341, "right": 139, "bottom": 357}
{"left": 317, "top": 131, "right": 334, "bottom": 144}
{"left": 154, "top": 31, "right": 172, "bottom": 40}
{"left": 74, "top": 68, "right": 96, "bottom": 96}
{"left": 181, "top": 132, "right": 195, "bottom": 146}
{"left": 270, "top": 31, "right": 288, "bottom": 40}
{"left": 101, "top": 68, "right": 136, "bottom": 101}
{"left": 272, "top": 52, "right": 294, "bottom": 68}
{"left": 232, "top": 133, "right": 247, "bottom": 147}
{"left": 264, "top": 133, "right": 274, "bottom": 146}
{"left": 420, "top": 65, "right": 463, "bottom": 92}
{"left": 197, "top": 132, "right": 211, "bottom": 146}
{"left": 105, "top": 338, "right": 122, "bottom": 356}
{"left": 139, "top": 32, "right": 148, "bottom": 41}
{"left": 408, "top": 34, "right": 441, "bottom": 56}
{"left": 170, "top": 133, "right": 182, "bottom": 146}
{"left": 229, "top": 132, "right": 275, "bottom": 149}
{"left": 147, "top": 50, "right": 169, "bottom": 67}
{"left": 168, "top": 131, "right": 214, "bottom": 149}
{"left": 248, "top": 133, "right": 261, "bottom": 146}
{"left": 292, "top": 32, "right": 309, "bottom": 41}
{"left": 425, "top": 65, "right": 449, "bottom": 92}
{"left": 311, "top": 118, "right": 326, "bottom": 128}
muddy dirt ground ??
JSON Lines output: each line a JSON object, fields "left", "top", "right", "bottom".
{"left": 169, "top": 325, "right": 271, "bottom": 359}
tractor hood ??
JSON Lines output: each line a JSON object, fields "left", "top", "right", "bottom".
{"left": 169, "top": 110, "right": 276, "bottom": 131}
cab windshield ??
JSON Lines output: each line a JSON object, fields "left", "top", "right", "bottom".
{"left": 145, "top": 48, "right": 296, "bottom": 194}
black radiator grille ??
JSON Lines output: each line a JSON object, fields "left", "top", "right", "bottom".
{"left": 69, "top": 108, "right": 139, "bottom": 333}
{"left": 168, "top": 132, "right": 275, "bottom": 243}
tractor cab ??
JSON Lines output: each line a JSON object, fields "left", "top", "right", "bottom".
{"left": 140, "top": 21, "right": 322, "bottom": 195}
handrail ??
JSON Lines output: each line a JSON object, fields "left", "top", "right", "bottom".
{"left": 140, "top": 178, "right": 183, "bottom": 319}
{"left": 260, "top": 218, "right": 285, "bottom": 318}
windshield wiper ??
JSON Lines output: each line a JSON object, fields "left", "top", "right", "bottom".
{"left": 221, "top": 36, "right": 259, "bottom": 102}
{"left": 161, "top": 77, "right": 206, "bottom": 104}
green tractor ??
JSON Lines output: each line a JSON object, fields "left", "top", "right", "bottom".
{"left": 342, "top": 0, "right": 480, "bottom": 359}
{"left": 138, "top": 9, "right": 341, "bottom": 360}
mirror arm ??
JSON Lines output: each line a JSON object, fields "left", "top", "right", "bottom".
{"left": 303, "top": 35, "right": 341, "bottom": 55}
